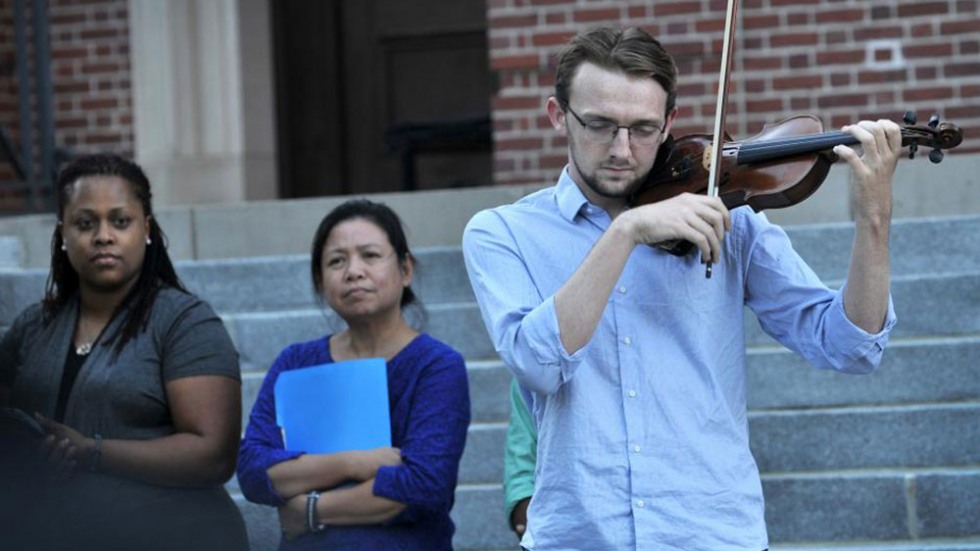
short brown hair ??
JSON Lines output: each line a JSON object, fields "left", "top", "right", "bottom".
{"left": 554, "top": 27, "right": 677, "bottom": 117}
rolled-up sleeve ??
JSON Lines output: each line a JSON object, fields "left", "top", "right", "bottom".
{"left": 819, "top": 282, "right": 896, "bottom": 373}
{"left": 462, "top": 210, "right": 586, "bottom": 395}
{"left": 744, "top": 214, "right": 896, "bottom": 374}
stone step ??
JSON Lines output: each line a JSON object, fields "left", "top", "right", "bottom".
{"left": 239, "top": 465, "right": 980, "bottom": 551}
{"left": 7, "top": 267, "right": 979, "bottom": 365}
{"left": 5, "top": 214, "right": 975, "bottom": 322}
{"left": 175, "top": 214, "right": 980, "bottom": 317}
{"left": 746, "top": 336, "right": 980, "bottom": 410}
{"left": 751, "top": 402, "right": 980, "bottom": 473}
{"left": 744, "top": 271, "right": 980, "bottom": 346}
{"left": 157, "top": 213, "right": 980, "bottom": 313}
{"left": 0, "top": 246, "right": 475, "bottom": 325}
{"left": 783, "top": 214, "right": 980, "bottom": 282}
{"left": 223, "top": 270, "right": 980, "bottom": 378}
{"left": 0, "top": 236, "right": 22, "bottom": 268}
{"left": 762, "top": 468, "right": 980, "bottom": 544}
{"left": 772, "top": 539, "right": 980, "bottom": 551}
{"left": 175, "top": 246, "right": 473, "bottom": 314}
{"left": 240, "top": 336, "right": 980, "bottom": 429}
{"left": 226, "top": 302, "right": 495, "bottom": 373}
{"left": 455, "top": 401, "right": 980, "bottom": 486}
{"left": 232, "top": 496, "right": 280, "bottom": 551}
{"left": 4, "top": 225, "right": 979, "bottom": 332}
{"left": 236, "top": 338, "right": 980, "bottom": 493}
{"left": 449, "top": 467, "right": 980, "bottom": 551}
{"left": 0, "top": 267, "right": 45, "bottom": 327}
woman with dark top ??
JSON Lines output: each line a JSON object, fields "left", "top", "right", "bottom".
{"left": 0, "top": 154, "right": 247, "bottom": 551}
{"left": 237, "top": 199, "right": 471, "bottom": 551}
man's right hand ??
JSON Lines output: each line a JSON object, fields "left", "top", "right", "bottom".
{"left": 554, "top": 192, "right": 731, "bottom": 358}
{"left": 620, "top": 192, "right": 730, "bottom": 264}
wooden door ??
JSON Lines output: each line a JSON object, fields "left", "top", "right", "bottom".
{"left": 273, "top": 0, "right": 491, "bottom": 198}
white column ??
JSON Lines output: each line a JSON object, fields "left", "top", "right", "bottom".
{"left": 128, "top": 0, "right": 277, "bottom": 206}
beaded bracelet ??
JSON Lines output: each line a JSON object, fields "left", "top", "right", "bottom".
{"left": 306, "top": 491, "right": 325, "bottom": 533}
{"left": 90, "top": 433, "right": 103, "bottom": 472}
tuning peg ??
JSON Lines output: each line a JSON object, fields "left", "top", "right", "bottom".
{"left": 929, "top": 149, "right": 944, "bottom": 163}
{"left": 928, "top": 115, "right": 940, "bottom": 129}
{"left": 908, "top": 143, "right": 918, "bottom": 160}
{"left": 903, "top": 111, "right": 917, "bottom": 125}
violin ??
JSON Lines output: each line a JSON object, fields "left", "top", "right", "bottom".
{"left": 632, "top": 111, "right": 963, "bottom": 214}
{"left": 630, "top": 0, "right": 964, "bottom": 271}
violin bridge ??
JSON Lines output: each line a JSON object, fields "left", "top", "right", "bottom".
{"left": 702, "top": 144, "right": 714, "bottom": 171}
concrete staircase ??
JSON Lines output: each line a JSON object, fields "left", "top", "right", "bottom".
{"left": 0, "top": 236, "right": 21, "bottom": 269}
{"left": 2, "top": 215, "right": 979, "bottom": 551}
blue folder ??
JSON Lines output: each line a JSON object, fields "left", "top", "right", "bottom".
{"left": 274, "top": 358, "right": 391, "bottom": 453}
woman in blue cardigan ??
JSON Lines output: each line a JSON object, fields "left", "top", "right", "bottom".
{"left": 237, "top": 199, "right": 471, "bottom": 550}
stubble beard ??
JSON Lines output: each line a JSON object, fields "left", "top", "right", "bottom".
{"left": 571, "top": 153, "right": 646, "bottom": 200}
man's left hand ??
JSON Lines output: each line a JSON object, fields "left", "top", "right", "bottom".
{"left": 834, "top": 119, "right": 902, "bottom": 222}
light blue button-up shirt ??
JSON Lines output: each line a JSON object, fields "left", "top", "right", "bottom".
{"left": 462, "top": 169, "right": 896, "bottom": 551}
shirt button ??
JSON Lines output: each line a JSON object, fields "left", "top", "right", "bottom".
{"left": 628, "top": 390, "right": 637, "bottom": 398}
{"left": 633, "top": 444, "right": 641, "bottom": 453}
{"left": 637, "top": 499, "right": 645, "bottom": 508}
{"left": 618, "top": 286, "right": 627, "bottom": 294}
{"left": 623, "top": 336, "right": 631, "bottom": 345}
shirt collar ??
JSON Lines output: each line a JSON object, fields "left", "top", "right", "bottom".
{"left": 556, "top": 167, "right": 590, "bottom": 222}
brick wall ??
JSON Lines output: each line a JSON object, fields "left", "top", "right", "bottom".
{"left": 3, "top": 0, "right": 978, "bottom": 202}
{"left": 488, "top": 0, "right": 980, "bottom": 187}
{"left": 48, "top": 0, "right": 133, "bottom": 158}
{"left": 0, "top": 2, "right": 17, "bottom": 184}
{"left": 0, "top": 0, "right": 133, "bottom": 195}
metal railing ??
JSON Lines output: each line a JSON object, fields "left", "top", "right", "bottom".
{"left": 384, "top": 115, "right": 492, "bottom": 191}
{"left": 1, "top": 0, "right": 59, "bottom": 215}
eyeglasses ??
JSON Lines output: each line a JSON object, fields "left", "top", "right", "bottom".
{"left": 562, "top": 103, "right": 665, "bottom": 146}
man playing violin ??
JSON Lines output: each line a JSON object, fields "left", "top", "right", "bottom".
{"left": 463, "top": 26, "right": 901, "bottom": 551}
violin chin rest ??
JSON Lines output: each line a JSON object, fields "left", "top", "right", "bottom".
{"left": 654, "top": 239, "right": 695, "bottom": 257}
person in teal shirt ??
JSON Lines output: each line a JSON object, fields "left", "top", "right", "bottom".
{"left": 503, "top": 379, "right": 536, "bottom": 540}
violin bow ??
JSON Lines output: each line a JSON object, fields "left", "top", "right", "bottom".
{"left": 705, "top": 0, "right": 740, "bottom": 278}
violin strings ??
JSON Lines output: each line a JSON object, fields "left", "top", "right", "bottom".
{"left": 741, "top": 131, "right": 852, "bottom": 151}
{"left": 738, "top": 131, "right": 857, "bottom": 164}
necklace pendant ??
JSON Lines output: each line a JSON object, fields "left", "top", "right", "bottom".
{"left": 76, "top": 342, "right": 92, "bottom": 356}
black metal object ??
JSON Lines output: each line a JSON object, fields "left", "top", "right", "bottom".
{"left": 383, "top": 115, "right": 491, "bottom": 191}
{"left": 1, "top": 0, "right": 59, "bottom": 214}
{"left": 13, "top": 0, "right": 33, "bottom": 184}
{"left": 0, "top": 125, "right": 26, "bottom": 181}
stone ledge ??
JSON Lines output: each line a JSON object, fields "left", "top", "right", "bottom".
{"left": 454, "top": 401, "right": 980, "bottom": 486}
{"left": 1, "top": 154, "right": 977, "bottom": 269}
{"left": 448, "top": 469, "right": 980, "bottom": 549}
{"left": 0, "top": 236, "right": 21, "bottom": 268}
{"left": 771, "top": 539, "right": 980, "bottom": 551}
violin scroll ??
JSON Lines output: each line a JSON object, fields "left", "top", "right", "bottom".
{"left": 901, "top": 111, "right": 962, "bottom": 163}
